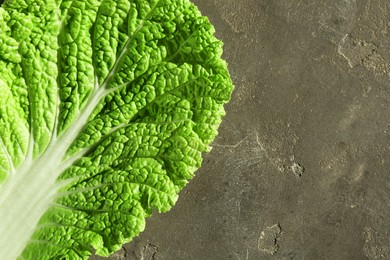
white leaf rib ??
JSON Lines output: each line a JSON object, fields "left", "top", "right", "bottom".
{"left": 0, "top": 136, "right": 15, "bottom": 175}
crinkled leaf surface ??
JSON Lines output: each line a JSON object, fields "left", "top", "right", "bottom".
{"left": 0, "top": 0, "right": 233, "bottom": 259}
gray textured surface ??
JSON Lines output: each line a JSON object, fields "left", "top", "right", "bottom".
{"left": 92, "top": 1, "right": 390, "bottom": 259}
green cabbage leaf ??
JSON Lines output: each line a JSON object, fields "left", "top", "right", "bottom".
{"left": 0, "top": 0, "right": 233, "bottom": 258}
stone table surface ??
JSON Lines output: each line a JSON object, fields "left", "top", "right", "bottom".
{"left": 88, "top": 0, "right": 390, "bottom": 259}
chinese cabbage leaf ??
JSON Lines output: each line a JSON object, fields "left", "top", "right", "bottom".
{"left": 0, "top": 0, "right": 233, "bottom": 259}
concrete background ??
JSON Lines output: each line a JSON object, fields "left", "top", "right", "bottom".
{"left": 2, "top": 0, "right": 388, "bottom": 259}
{"left": 92, "top": 0, "right": 390, "bottom": 259}
{"left": 93, "top": 0, "right": 390, "bottom": 259}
